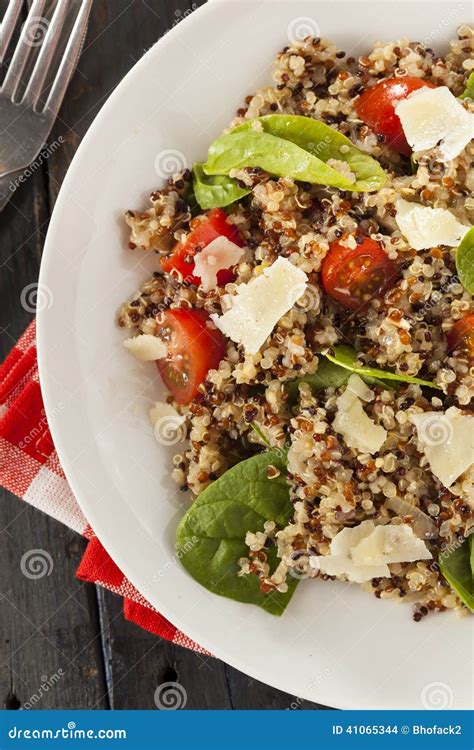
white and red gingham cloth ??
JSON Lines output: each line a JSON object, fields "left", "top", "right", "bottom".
{"left": 0, "top": 320, "right": 208, "bottom": 654}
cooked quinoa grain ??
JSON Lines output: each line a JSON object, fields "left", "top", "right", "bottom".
{"left": 119, "top": 29, "right": 474, "bottom": 618}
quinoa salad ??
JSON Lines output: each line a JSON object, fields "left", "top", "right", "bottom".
{"left": 118, "top": 28, "right": 474, "bottom": 621}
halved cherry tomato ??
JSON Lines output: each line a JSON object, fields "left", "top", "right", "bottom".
{"left": 355, "top": 77, "right": 437, "bottom": 155}
{"left": 321, "top": 237, "right": 398, "bottom": 311}
{"left": 447, "top": 314, "right": 474, "bottom": 361}
{"left": 156, "top": 308, "right": 227, "bottom": 404}
{"left": 161, "top": 208, "right": 244, "bottom": 287}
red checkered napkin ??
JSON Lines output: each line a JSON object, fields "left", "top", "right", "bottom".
{"left": 0, "top": 321, "right": 208, "bottom": 654}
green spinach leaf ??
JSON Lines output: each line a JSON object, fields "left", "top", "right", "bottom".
{"left": 176, "top": 449, "right": 298, "bottom": 615}
{"left": 204, "top": 115, "right": 386, "bottom": 192}
{"left": 286, "top": 346, "right": 400, "bottom": 401}
{"left": 455, "top": 227, "right": 474, "bottom": 294}
{"left": 325, "top": 345, "right": 442, "bottom": 390}
{"left": 236, "top": 115, "right": 387, "bottom": 191}
{"left": 439, "top": 536, "right": 474, "bottom": 613}
{"left": 459, "top": 72, "right": 474, "bottom": 100}
{"left": 285, "top": 355, "right": 353, "bottom": 401}
{"left": 192, "top": 163, "right": 250, "bottom": 209}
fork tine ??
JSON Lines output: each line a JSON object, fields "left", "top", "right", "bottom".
{"left": 0, "top": 0, "right": 24, "bottom": 65}
{"left": 43, "top": 0, "right": 91, "bottom": 116}
{"left": 23, "top": 0, "right": 69, "bottom": 108}
{"left": 2, "top": 0, "right": 46, "bottom": 100}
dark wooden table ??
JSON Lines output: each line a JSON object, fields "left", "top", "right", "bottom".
{"left": 0, "top": 0, "right": 327, "bottom": 711}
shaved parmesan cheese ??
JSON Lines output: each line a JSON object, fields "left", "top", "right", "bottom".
{"left": 351, "top": 524, "right": 432, "bottom": 567}
{"left": 410, "top": 406, "right": 474, "bottom": 488}
{"left": 329, "top": 520, "right": 376, "bottom": 556}
{"left": 149, "top": 401, "right": 186, "bottom": 445}
{"left": 332, "top": 375, "right": 387, "bottom": 454}
{"left": 210, "top": 257, "right": 307, "bottom": 354}
{"left": 193, "top": 236, "right": 244, "bottom": 292}
{"left": 123, "top": 334, "right": 167, "bottom": 361}
{"left": 310, "top": 521, "right": 389, "bottom": 583}
{"left": 346, "top": 374, "right": 374, "bottom": 402}
{"left": 310, "top": 554, "right": 390, "bottom": 584}
{"left": 395, "top": 86, "right": 474, "bottom": 161}
{"left": 310, "top": 520, "right": 431, "bottom": 583}
{"left": 395, "top": 199, "right": 470, "bottom": 250}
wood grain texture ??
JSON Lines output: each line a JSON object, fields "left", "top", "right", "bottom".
{"left": 0, "top": 0, "right": 326, "bottom": 710}
{"left": 0, "top": 500, "right": 108, "bottom": 709}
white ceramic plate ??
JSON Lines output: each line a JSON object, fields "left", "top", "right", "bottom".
{"left": 37, "top": 0, "right": 473, "bottom": 709}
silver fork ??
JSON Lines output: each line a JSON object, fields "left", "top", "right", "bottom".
{"left": 0, "top": 0, "right": 92, "bottom": 181}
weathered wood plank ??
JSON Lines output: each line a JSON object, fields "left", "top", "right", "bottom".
{"left": 0, "top": 1, "right": 107, "bottom": 707}
{"left": 225, "top": 666, "right": 329, "bottom": 711}
{"left": 96, "top": 587, "right": 232, "bottom": 710}
{"left": 0, "top": 498, "right": 108, "bottom": 709}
